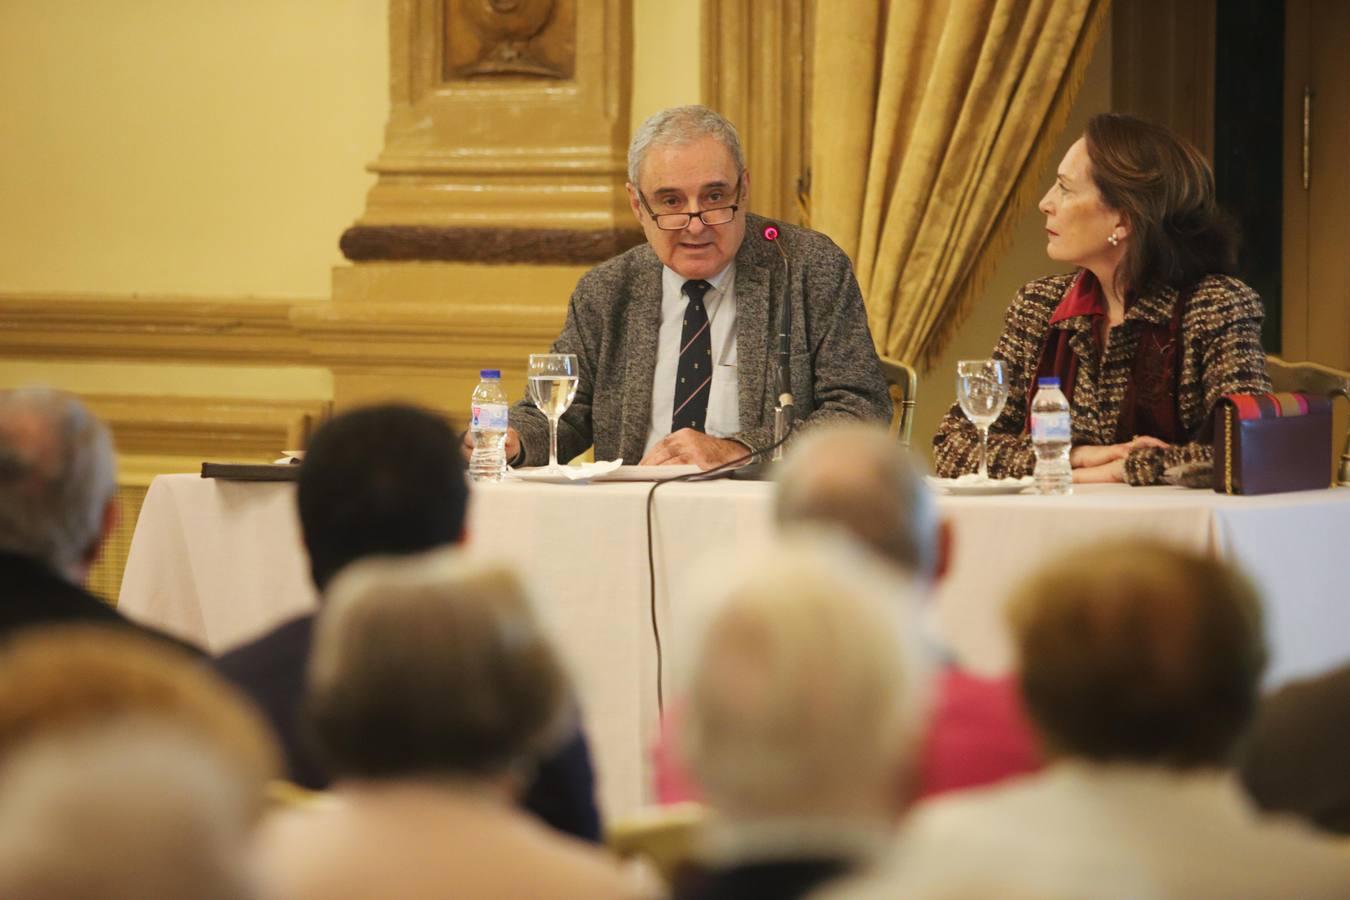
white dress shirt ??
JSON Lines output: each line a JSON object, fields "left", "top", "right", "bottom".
{"left": 644, "top": 263, "right": 739, "bottom": 456}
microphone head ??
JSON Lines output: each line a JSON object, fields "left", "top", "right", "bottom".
{"left": 763, "top": 225, "right": 779, "bottom": 241}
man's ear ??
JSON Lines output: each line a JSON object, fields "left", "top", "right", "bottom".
{"left": 933, "top": 518, "right": 953, "bottom": 584}
{"left": 625, "top": 183, "right": 644, "bottom": 225}
{"left": 740, "top": 168, "right": 750, "bottom": 206}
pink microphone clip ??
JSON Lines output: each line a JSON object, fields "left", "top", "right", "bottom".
{"left": 763, "top": 225, "right": 779, "bottom": 241}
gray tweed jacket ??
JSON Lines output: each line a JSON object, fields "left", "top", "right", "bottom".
{"left": 510, "top": 213, "right": 892, "bottom": 466}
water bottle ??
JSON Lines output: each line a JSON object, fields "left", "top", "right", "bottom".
{"left": 469, "top": 369, "right": 509, "bottom": 482}
{"left": 1031, "top": 377, "right": 1073, "bottom": 495}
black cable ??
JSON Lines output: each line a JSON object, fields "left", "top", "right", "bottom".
{"left": 644, "top": 424, "right": 797, "bottom": 719}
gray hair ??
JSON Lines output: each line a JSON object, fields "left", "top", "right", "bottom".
{"left": 774, "top": 423, "right": 940, "bottom": 581}
{"left": 680, "top": 533, "right": 931, "bottom": 817}
{"left": 306, "top": 549, "right": 572, "bottom": 781}
{"left": 627, "top": 104, "right": 746, "bottom": 184}
{"left": 0, "top": 388, "right": 117, "bottom": 575}
{"left": 0, "top": 721, "right": 260, "bottom": 900}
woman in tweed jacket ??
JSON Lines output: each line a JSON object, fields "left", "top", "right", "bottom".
{"left": 934, "top": 114, "right": 1270, "bottom": 486}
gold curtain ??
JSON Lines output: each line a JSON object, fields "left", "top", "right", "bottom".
{"left": 811, "top": 0, "right": 1108, "bottom": 369}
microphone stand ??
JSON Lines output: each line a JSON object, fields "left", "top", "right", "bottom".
{"left": 731, "top": 224, "right": 793, "bottom": 481}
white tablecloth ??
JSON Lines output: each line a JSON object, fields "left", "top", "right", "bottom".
{"left": 119, "top": 475, "right": 1350, "bottom": 818}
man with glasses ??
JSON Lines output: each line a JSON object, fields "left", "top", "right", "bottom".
{"left": 486, "top": 104, "right": 890, "bottom": 470}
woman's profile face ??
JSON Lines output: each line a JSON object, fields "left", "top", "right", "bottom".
{"left": 1038, "top": 138, "right": 1124, "bottom": 273}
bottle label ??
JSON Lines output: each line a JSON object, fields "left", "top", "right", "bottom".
{"left": 471, "top": 402, "right": 508, "bottom": 431}
{"left": 1031, "top": 410, "right": 1071, "bottom": 442}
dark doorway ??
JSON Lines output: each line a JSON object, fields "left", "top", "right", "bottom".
{"left": 1214, "top": 1, "right": 1285, "bottom": 352}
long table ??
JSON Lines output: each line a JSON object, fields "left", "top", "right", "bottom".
{"left": 119, "top": 474, "right": 1350, "bottom": 818}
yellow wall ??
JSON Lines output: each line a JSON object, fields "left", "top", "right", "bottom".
{"left": 0, "top": 1, "right": 698, "bottom": 299}
{"left": 0, "top": 0, "right": 388, "bottom": 300}
{"left": 911, "top": 24, "right": 1112, "bottom": 464}
{"left": 631, "top": 0, "right": 702, "bottom": 132}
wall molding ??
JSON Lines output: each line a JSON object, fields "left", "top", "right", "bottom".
{"left": 292, "top": 299, "right": 565, "bottom": 372}
{"left": 702, "top": 0, "right": 812, "bottom": 225}
{"left": 0, "top": 293, "right": 321, "bottom": 366}
{"left": 86, "top": 395, "right": 331, "bottom": 467}
{"left": 340, "top": 225, "right": 644, "bottom": 264}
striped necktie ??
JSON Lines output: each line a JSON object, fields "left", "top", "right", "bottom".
{"left": 672, "top": 279, "right": 714, "bottom": 433}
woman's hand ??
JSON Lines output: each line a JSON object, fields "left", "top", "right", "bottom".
{"left": 1069, "top": 436, "right": 1168, "bottom": 469}
{"left": 1073, "top": 459, "right": 1125, "bottom": 483}
{"left": 1069, "top": 437, "right": 1169, "bottom": 483}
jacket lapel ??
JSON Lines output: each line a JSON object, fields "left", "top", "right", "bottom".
{"left": 735, "top": 248, "right": 771, "bottom": 431}
{"left": 619, "top": 257, "right": 664, "bottom": 461}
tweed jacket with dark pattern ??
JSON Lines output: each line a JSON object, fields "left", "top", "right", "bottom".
{"left": 933, "top": 272, "right": 1271, "bottom": 486}
{"left": 509, "top": 213, "right": 892, "bottom": 466}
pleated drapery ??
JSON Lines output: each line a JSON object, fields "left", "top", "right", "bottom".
{"left": 810, "top": 0, "right": 1108, "bottom": 369}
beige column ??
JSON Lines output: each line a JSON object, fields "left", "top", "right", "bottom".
{"left": 311, "top": 0, "right": 638, "bottom": 416}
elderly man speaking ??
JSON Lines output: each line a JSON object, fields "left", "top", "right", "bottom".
{"left": 467, "top": 105, "right": 891, "bottom": 470}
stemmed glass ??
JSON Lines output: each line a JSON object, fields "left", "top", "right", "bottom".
{"left": 528, "top": 353, "right": 579, "bottom": 471}
{"left": 956, "top": 359, "right": 1008, "bottom": 481}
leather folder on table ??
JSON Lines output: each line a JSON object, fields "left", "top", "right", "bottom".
{"left": 200, "top": 462, "right": 301, "bottom": 482}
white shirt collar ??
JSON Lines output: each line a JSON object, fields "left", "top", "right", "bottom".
{"left": 662, "top": 262, "right": 736, "bottom": 299}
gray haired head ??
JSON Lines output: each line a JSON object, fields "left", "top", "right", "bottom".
{"left": 0, "top": 387, "right": 117, "bottom": 578}
{"left": 627, "top": 105, "right": 746, "bottom": 185}
{"left": 774, "top": 423, "right": 940, "bottom": 583}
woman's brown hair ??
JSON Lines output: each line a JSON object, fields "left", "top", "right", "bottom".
{"left": 1084, "top": 113, "right": 1238, "bottom": 298}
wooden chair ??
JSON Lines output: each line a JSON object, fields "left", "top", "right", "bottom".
{"left": 878, "top": 355, "right": 919, "bottom": 448}
{"left": 1266, "top": 355, "right": 1350, "bottom": 486}
{"left": 606, "top": 802, "right": 707, "bottom": 887}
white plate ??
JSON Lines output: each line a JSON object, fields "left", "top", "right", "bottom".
{"left": 592, "top": 465, "right": 702, "bottom": 482}
{"left": 928, "top": 476, "right": 1035, "bottom": 496}
{"left": 506, "top": 459, "right": 624, "bottom": 485}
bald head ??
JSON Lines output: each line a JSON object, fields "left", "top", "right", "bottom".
{"left": 774, "top": 424, "right": 939, "bottom": 580}
{"left": 1009, "top": 539, "right": 1266, "bottom": 768}
{"left": 0, "top": 388, "right": 116, "bottom": 580}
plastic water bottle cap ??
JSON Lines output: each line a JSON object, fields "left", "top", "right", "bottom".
{"left": 1037, "top": 377, "right": 1060, "bottom": 388}
{"left": 480, "top": 369, "right": 501, "bottom": 379}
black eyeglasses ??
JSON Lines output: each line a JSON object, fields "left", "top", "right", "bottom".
{"left": 637, "top": 177, "right": 743, "bottom": 231}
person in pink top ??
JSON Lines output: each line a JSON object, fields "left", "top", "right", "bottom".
{"left": 652, "top": 423, "right": 1040, "bottom": 805}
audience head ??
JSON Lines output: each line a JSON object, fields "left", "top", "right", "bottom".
{"left": 1239, "top": 665, "right": 1350, "bottom": 835}
{"left": 1084, "top": 113, "right": 1236, "bottom": 297}
{"left": 775, "top": 423, "right": 943, "bottom": 582}
{"left": 680, "top": 534, "right": 931, "bottom": 820}
{"left": 1008, "top": 539, "right": 1265, "bottom": 769}
{"left": 0, "top": 723, "right": 261, "bottom": 900}
{"left": 0, "top": 387, "right": 117, "bottom": 581}
{"left": 298, "top": 403, "right": 469, "bottom": 592}
{"left": 0, "top": 626, "right": 280, "bottom": 817}
{"left": 305, "top": 549, "right": 570, "bottom": 786}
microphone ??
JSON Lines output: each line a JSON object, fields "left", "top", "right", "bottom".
{"left": 761, "top": 224, "right": 794, "bottom": 452}
{"left": 729, "top": 223, "right": 795, "bottom": 481}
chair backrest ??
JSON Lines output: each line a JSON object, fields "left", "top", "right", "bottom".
{"left": 878, "top": 356, "right": 918, "bottom": 448}
{"left": 1266, "top": 355, "right": 1350, "bottom": 486}
{"left": 606, "top": 802, "right": 707, "bottom": 887}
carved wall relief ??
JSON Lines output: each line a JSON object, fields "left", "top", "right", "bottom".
{"left": 444, "top": 0, "right": 576, "bottom": 80}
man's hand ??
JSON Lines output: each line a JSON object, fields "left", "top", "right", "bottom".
{"left": 639, "top": 429, "right": 750, "bottom": 470}
{"left": 461, "top": 426, "right": 521, "bottom": 465}
{"left": 1068, "top": 436, "right": 1168, "bottom": 469}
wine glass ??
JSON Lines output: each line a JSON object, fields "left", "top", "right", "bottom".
{"left": 956, "top": 359, "right": 1008, "bottom": 481}
{"left": 528, "top": 353, "right": 579, "bottom": 471}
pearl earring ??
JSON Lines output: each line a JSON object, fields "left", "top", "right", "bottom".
{"left": 1107, "top": 233, "right": 1120, "bottom": 247}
